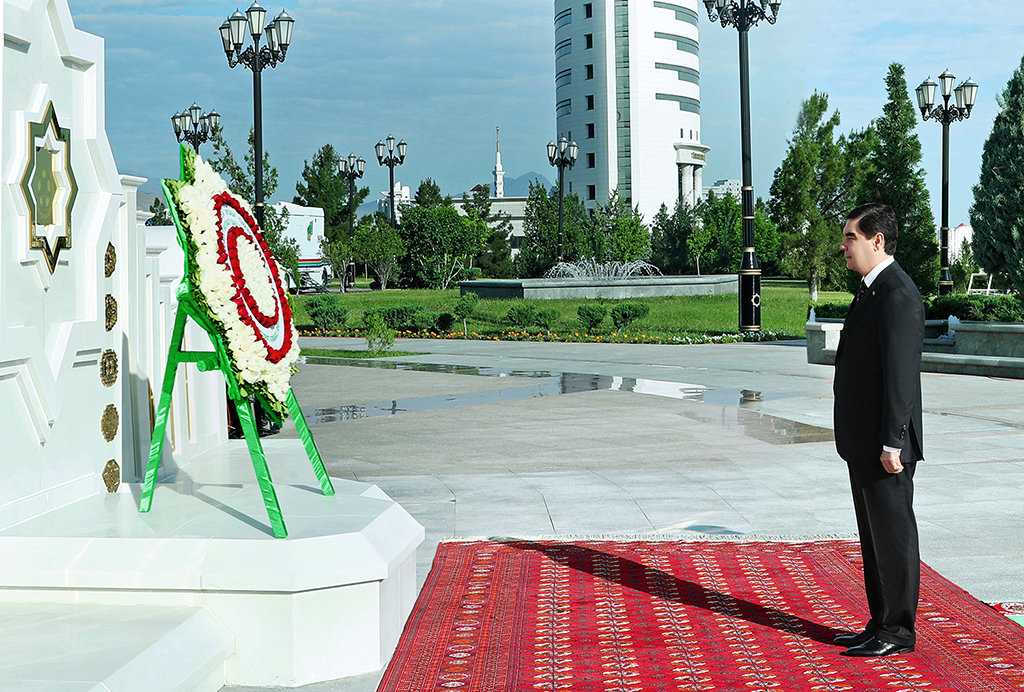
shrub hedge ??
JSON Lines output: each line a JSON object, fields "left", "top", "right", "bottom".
{"left": 925, "top": 293, "right": 1024, "bottom": 322}
{"left": 577, "top": 304, "right": 607, "bottom": 331}
{"left": 305, "top": 294, "right": 348, "bottom": 332}
{"left": 810, "top": 293, "right": 1024, "bottom": 322}
{"left": 611, "top": 303, "right": 650, "bottom": 330}
{"left": 506, "top": 303, "right": 538, "bottom": 327}
{"left": 809, "top": 301, "right": 851, "bottom": 320}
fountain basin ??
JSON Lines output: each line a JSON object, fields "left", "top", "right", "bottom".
{"left": 459, "top": 275, "right": 738, "bottom": 300}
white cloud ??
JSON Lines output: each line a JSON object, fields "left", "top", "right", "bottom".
{"left": 69, "top": 0, "right": 1024, "bottom": 226}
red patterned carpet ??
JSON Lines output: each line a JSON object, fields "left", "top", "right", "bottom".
{"left": 379, "top": 539, "right": 1024, "bottom": 691}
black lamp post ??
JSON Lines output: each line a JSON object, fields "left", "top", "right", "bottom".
{"left": 339, "top": 153, "right": 366, "bottom": 240}
{"left": 547, "top": 135, "right": 578, "bottom": 264}
{"left": 171, "top": 103, "right": 220, "bottom": 153}
{"left": 916, "top": 70, "right": 978, "bottom": 295}
{"left": 703, "top": 0, "right": 781, "bottom": 333}
{"left": 375, "top": 135, "right": 407, "bottom": 227}
{"left": 218, "top": 2, "right": 294, "bottom": 228}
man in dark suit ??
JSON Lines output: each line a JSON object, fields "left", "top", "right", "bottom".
{"left": 832, "top": 203, "right": 925, "bottom": 658}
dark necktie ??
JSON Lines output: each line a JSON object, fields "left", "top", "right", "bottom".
{"left": 850, "top": 280, "right": 868, "bottom": 312}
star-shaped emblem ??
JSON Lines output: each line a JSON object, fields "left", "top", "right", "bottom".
{"left": 20, "top": 102, "right": 78, "bottom": 274}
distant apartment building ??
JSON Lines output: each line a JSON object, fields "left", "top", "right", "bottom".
{"left": 946, "top": 223, "right": 972, "bottom": 260}
{"left": 553, "top": 0, "right": 709, "bottom": 221}
{"left": 377, "top": 182, "right": 412, "bottom": 224}
{"left": 702, "top": 178, "right": 741, "bottom": 202}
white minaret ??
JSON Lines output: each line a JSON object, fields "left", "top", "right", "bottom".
{"left": 493, "top": 126, "right": 505, "bottom": 198}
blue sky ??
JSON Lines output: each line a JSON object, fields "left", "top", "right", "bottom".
{"left": 71, "top": 0, "right": 1024, "bottom": 228}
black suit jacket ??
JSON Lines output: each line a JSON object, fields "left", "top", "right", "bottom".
{"left": 833, "top": 261, "right": 925, "bottom": 465}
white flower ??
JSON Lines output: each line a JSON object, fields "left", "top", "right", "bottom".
{"left": 169, "top": 163, "right": 298, "bottom": 409}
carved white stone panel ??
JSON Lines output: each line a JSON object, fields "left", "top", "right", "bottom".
{"left": 1, "top": 0, "right": 123, "bottom": 526}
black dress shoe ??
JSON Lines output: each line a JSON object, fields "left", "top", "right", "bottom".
{"left": 833, "top": 630, "right": 872, "bottom": 647}
{"left": 841, "top": 636, "right": 914, "bottom": 657}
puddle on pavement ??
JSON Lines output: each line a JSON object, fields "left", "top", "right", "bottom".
{"left": 298, "top": 356, "right": 835, "bottom": 444}
{"left": 680, "top": 405, "right": 834, "bottom": 445}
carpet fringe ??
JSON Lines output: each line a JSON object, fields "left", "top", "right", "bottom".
{"left": 441, "top": 532, "right": 859, "bottom": 544}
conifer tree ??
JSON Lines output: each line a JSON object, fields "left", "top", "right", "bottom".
{"left": 465, "top": 185, "right": 514, "bottom": 278}
{"left": 514, "top": 181, "right": 593, "bottom": 277}
{"left": 650, "top": 202, "right": 692, "bottom": 274}
{"left": 861, "top": 63, "right": 939, "bottom": 295}
{"left": 970, "top": 54, "right": 1024, "bottom": 295}
{"left": 769, "top": 92, "right": 859, "bottom": 300}
{"left": 293, "top": 144, "right": 368, "bottom": 244}
{"left": 146, "top": 196, "right": 173, "bottom": 226}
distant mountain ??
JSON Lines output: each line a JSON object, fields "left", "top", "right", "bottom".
{"left": 503, "top": 172, "right": 551, "bottom": 197}
{"left": 137, "top": 191, "right": 162, "bottom": 213}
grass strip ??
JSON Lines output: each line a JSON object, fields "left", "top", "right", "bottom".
{"left": 291, "top": 285, "right": 848, "bottom": 343}
{"left": 299, "top": 348, "right": 423, "bottom": 359}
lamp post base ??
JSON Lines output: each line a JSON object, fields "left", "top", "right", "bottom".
{"left": 739, "top": 267, "right": 761, "bottom": 333}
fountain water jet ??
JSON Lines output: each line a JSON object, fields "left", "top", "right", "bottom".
{"left": 544, "top": 259, "right": 663, "bottom": 280}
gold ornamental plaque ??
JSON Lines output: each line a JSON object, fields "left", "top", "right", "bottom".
{"left": 100, "top": 349, "right": 118, "bottom": 387}
{"left": 104, "top": 242, "right": 116, "bottom": 277}
{"left": 105, "top": 294, "right": 117, "bottom": 331}
{"left": 101, "top": 404, "right": 119, "bottom": 442}
{"left": 19, "top": 102, "right": 78, "bottom": 274}
{"left": 102, "top": 459, "right": 120, "bottom": 493}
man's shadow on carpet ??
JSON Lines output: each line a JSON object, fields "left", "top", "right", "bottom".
{"left": 507, "top": 540, "right": 848, "bottom": 646}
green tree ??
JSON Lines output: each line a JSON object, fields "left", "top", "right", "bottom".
{"left": 594, "top": 192, "right": 651, "bottom": 262}
{"left": 515, "top": 181, "right": 598, "bottom": 277}
{"left": 702, "top": 191, "right": 742, "bottom": 274}
{"left": 515, "top": 180, "right": 558, "bottom": 277}
{"left": 970, "top": 54, "right": 1024, "bottom": 296}
{"left": 768, "top": 92, "right": 869, "bottom": 300}
{"left": 454, "top": 293, "right": 479, "bottom": 335}
{"left": 319, "top": 235, "right": 350, "bottom": 288}
{"left": 753, "top": 198, "right": 782, "bottom": 277}
{"left": 398, "top": 205, "right": 486, "bottom": 290}
{"left": 687, "top": 214, "right": 714, "bottom": 275}
{"left": 207, "top": 126, "right": 299, "bottom": 286}
{"left": 293, "top": 143, "right": 369, "bottom": 244}
{"left": 464, "top": 185, "right": 514, "bottom": 278}
{"left": 147, "top": 196, "right": 173, "bottom": 226}
{"left": 651, "top": 201, "right": 700, "bottom": 274}
{"left": 861, "top": 63, "right": 939, "bottom": 295}
{"left": 949, "top": 238, "right": 981, "bottom": 294}
{"left": 352, "top": 215, "right": 404, "bottom": 290}
{"left": 414, "top": 178, "right": 447, "bottom": 207}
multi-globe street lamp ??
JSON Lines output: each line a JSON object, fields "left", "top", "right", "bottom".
{"left": 171, "top": 103, "right": 220, "bottom": 153}
{"left": 375, "top": 135, "right": 407, "bottom": 227}
{"left": 703, "top": 0, "right": 781, "bottom": 333}
{"left": 916, "top": 70, "right": 978, "bottom": 295}
{"left": 547, "top": 135, "right": 578, "bottom": 264}
{"left": 339, "top": 153, "right": 366, "bottom": 240}
{"left": 218, "top": 2, "right": 294, "bottom": 228}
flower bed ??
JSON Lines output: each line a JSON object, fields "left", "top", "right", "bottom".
{"left": 298, "top": 327, "right": 794, "bottom": 345}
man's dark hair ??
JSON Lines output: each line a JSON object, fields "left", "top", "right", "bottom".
{"left": 847, "top": 203, "right": 898, "bottom": 255}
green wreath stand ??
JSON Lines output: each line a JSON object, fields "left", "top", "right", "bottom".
{"left": 139, "top": 148, "right": 334, "bottom": 538}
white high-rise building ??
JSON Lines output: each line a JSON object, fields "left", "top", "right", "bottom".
{"left": 554, "top": 0, "right": 709, "bottom": 221}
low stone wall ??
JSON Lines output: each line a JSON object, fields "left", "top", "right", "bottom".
{"left": 459, "top": 275, "right": 738, "bottom": 300}
{"left": 806, "top": 320, "right": 1024, "bottom": 379}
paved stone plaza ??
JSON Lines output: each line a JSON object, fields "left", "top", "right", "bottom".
{"left": 225, "top": 336, "right": 1024, "bottom": 692}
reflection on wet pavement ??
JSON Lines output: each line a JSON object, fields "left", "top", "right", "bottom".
{"left": 680, "top": 404, "right": 835, "bottom": 445}
{"left": 298, "top": 356, "right": 834, "bottom": 444}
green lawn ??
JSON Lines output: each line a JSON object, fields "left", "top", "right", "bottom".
{"left": 298, "top": 348, "right": 423, "bottom": 358}
{"left": 294, "top": 282, "right": 850, "bottom": 343}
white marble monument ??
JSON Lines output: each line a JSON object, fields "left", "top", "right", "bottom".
{"left": 0, "top": 0, "right": 422, "bottom": 688}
